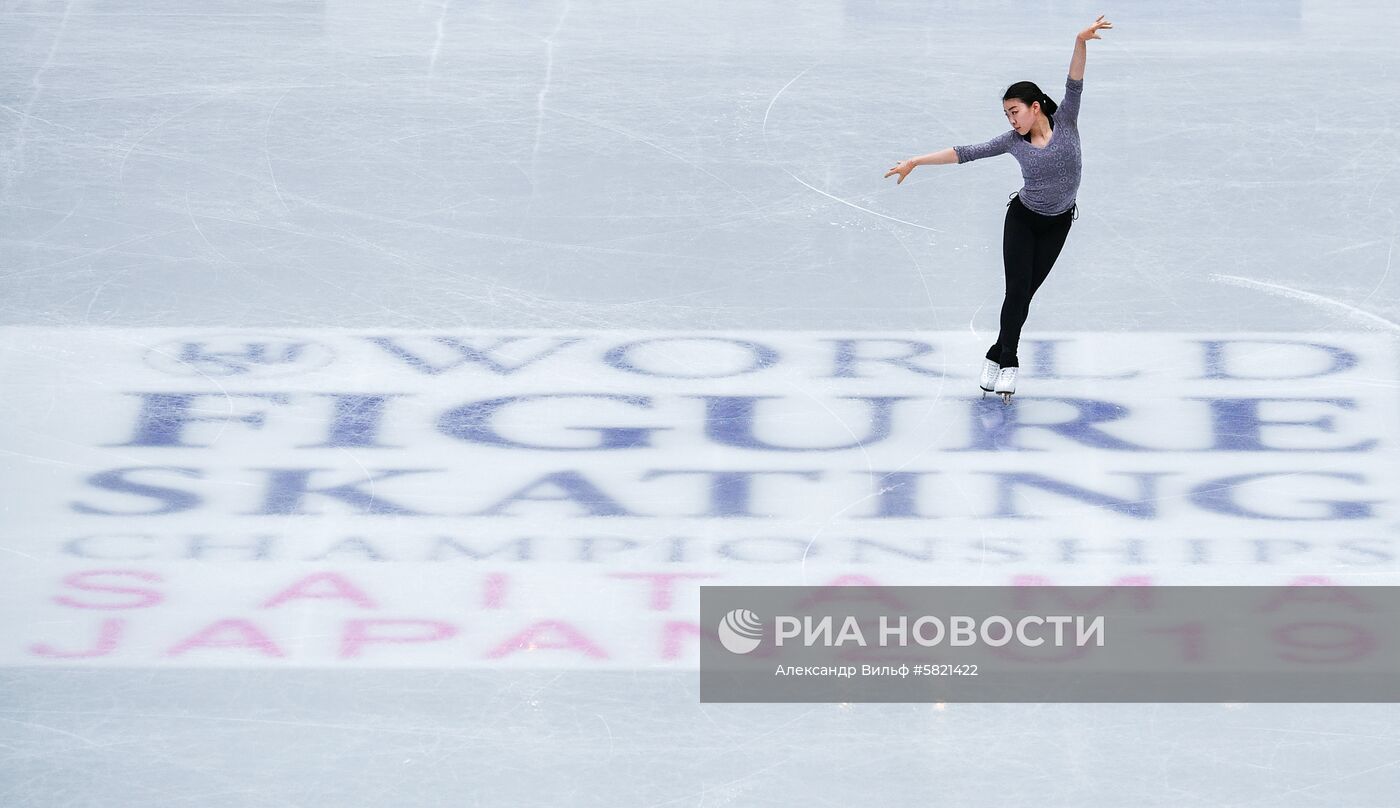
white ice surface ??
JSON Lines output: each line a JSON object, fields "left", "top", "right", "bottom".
{"left": 3, "top": 1, "right": 1400, "bottom": 805}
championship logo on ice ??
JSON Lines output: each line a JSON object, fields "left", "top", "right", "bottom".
{"left": 718, "top": 609, "right": 763, "bottom": 654}
{"left": 143, "top": 335, "right": 335, "bottom": 378}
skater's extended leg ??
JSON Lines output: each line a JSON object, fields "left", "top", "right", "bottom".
{"left": 1028, "top": 212, "right": 1073, "bottom": 298}
{"left": 993, "top": 204, "right": 1037, "bottom": 368}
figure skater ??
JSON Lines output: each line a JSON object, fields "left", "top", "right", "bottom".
{"left": 885, "top": 15, "right": 1113, "bottom": 402}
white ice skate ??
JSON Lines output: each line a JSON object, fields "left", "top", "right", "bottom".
{"left": 979, "top": 358, "right": 1000, "bottom": 394}
{"left": 994, "top": 366, "right": 1018, "bottom": 404}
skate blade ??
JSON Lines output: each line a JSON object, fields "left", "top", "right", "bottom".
{"left": 999, "top": 392, "right": 1014, "bottom": 405}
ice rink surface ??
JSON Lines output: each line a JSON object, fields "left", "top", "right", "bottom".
{"left": 3, "top": 0, "right": 1400, "bottom": 805}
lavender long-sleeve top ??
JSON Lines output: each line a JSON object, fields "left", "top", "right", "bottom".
{"left": 954, "top": 75, "right": 1084, "bottom": 216}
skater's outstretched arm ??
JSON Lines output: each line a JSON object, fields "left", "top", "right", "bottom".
{"left": 1070, "top": 15, "right": 1113, "bottom": 81}
{"left": 886, "top": 129, "right": 1019, "bottom": 183}
{"left": 884, "top": 148, "right": 957, "bottom": 184}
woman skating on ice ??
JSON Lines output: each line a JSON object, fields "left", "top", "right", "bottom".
{"left": 885, "top": 15, "right": 1113, "bottom": 403}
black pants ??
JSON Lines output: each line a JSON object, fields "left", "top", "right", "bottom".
{"left": 986, "top": 193, "right": 1075, "bottom": 368}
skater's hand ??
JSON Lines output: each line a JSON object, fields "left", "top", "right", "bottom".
{"left": 1077, "top": 15, "right": 1112, "bottom": 41}
{"left": 884, "top": 159, "right": 916, "bottom": 184}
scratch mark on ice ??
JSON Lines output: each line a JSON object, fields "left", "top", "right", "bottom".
{"left": 1211, "top": 273, "right": 1399, "bottom": 333}
{"left": 763, "top": 64, "right": 943, "bottom": 233}
{"left": 531, "top": 0, "right": 573, "bottom": 165}
{"left": 428, "top": 0, "right": 452, "bottom": 80}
